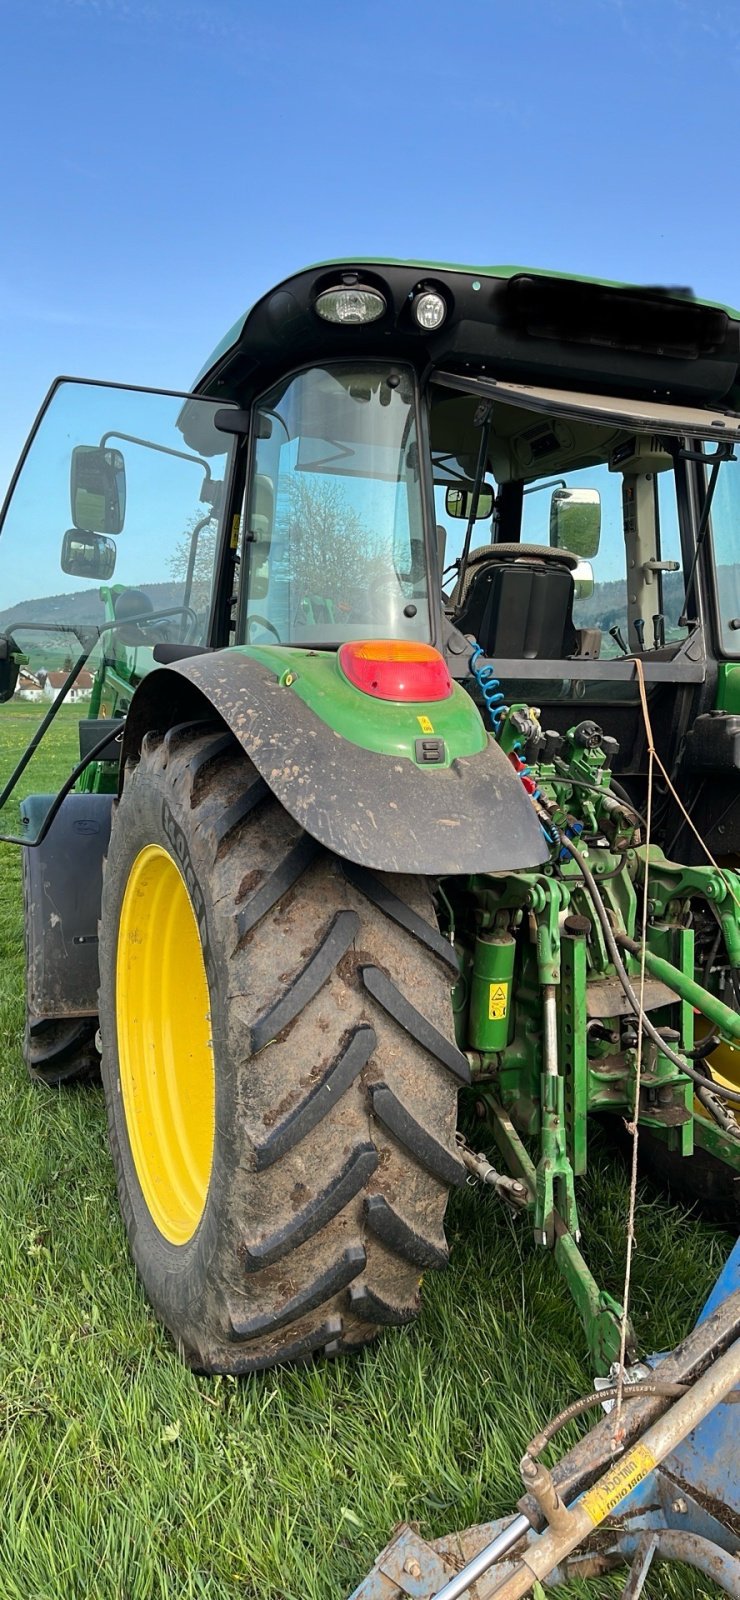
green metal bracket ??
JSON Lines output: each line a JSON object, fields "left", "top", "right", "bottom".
{"left": 488, "top": 1098, "right": 632, "bottom": 1374}
{"left": 535, "top": 1083, "right": 580, "bottom": 1247}
{"left": 626, "top": 933, "right": 740, "bottom": 1045}
{"left": 559, "top": 931, "right": 588, "bottom": 1176}
{"left": 534, "top": 882, "right": 566, "bottom": 987}
{"left": 636, "top": 848, "right": 740, "bottom": 971}
{"left": 554, "top": 1231, "right": 628, "bottom": 1374}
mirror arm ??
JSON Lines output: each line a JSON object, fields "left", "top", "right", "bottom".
{"left": 99, "top": 431, "right": 216, "bottom": 495}
{"left": 0, "top": 619, "right": 100, "bottom": 650}
{"left": 183, "top": 514, "right": 214, "bottom": 611}
{"left": 523, "top": 476, "right": 566, "bottom": 497}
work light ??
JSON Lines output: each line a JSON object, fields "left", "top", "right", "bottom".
{"left": 315, "top": 286, "right": 386, "bottom": 324}
{"left": 412, "top": 290, "right": 447, "bottom": 330}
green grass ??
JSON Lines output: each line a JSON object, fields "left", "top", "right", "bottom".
{"left": 0, "top": 702, "right": 732, "bottom": 1599}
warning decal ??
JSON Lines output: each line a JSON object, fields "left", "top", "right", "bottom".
{"left": 580, "top": 1443, "right": 657, "bottom": 1526}
{"left": 417, "top": 715, "right": 434, "bottom": 734}
{"left": 488, "top": 982, "right": 509, "bottom": 1020}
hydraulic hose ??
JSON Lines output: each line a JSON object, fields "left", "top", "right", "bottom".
{"left": 552, "top": 825, "right": 740, "bottom": 1106}
{"left": 552, "top": 765, "right": 648, "bottom": 830}
{"left": 617, "top": 932, "right": 740, "bottom": 1045}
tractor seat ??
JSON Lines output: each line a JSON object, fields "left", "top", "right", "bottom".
{"left": 452, "top": 543, "right": 581, "bottom": 661}
{"left": 450, "top": 543, "right": 580, "bottom": 606}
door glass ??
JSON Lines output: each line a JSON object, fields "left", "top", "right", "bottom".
{"left": 520, "top": 462, "right": 626, "bottom": 650}
{"left": 655, "top": 469, "right": 687, "bottom": 641}
{"left": 707, "top": 452, "right": 740, "bottom": 653}
{"left": 241, "top": 364, "right": 430, "bottom": 646}
{"left": 0, "top": 380, "right": 235, "bottom": 839}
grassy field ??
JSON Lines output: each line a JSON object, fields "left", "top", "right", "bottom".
{"left": 0, "top": 701, "right": 733, "bottom": 1599}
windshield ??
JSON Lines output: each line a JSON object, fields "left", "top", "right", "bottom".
{"left": 240, "top": 364, "right": 430, "bottom": 647}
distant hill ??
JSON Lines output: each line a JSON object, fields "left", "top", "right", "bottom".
{"left": 0, "top": 584, "right": 188, "bottom": 671}
{"left": 576, "top": 569, "right": 686, "bottom": 629}
{"left": 1, "top": 563, "right": 738, "bottom": 656}
{"left": 575, "top": 565, "right": 740, "bottom": 635}
{"left": 0, "top": 582, "right": 184, "bottom": 632}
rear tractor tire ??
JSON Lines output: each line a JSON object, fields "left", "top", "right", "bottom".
{"left": 97, "top": 721, "right": 468, "bottom": 1373}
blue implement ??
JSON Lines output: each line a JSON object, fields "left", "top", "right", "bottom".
{"left": 348, "top": 1240, "right": 740, "bottom": 1600}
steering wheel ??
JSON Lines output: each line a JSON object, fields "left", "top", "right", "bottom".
{"left": 247, "top": 614, "right": 282, "bottom": 644}
{"left": 165, "top": 604, "right": 200, "bottom": 644}
{"left": 111, "top": 600, "right": 200, "bottom": 648}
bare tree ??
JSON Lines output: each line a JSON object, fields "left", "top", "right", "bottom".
{"left": 167, "top": 513, "right": 217, "bottom": 606}
{"left": 280, "top": 476, "right": 389, "bottom": 618}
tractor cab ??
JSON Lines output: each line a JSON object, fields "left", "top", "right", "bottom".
{"left": 1, "top": 261, "right": 740, "bottom": 864}
{"left": 1, "top": 262, "right": 740, "bottom": 1383}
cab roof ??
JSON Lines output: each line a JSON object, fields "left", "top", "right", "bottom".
{"left": 193, "top": 259, "right": 740, "bottom": 411}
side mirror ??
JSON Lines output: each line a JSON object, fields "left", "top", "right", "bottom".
{"left": 572, "top": 560, "right": 595, "bottom": 601}
{"left": 445, "top": 482, "right": 495, "bottom": 521}
{"left": 61, "top": 528, "right": 117, "bottom": 580}
{"left": 550, "top": 487, "right": 601, "bottom": 559}
{"left": 0, "top": 634, "right": 20, "bottom": 704}
{"left": 70, "top": 445, "right": 126, "bottom": 534}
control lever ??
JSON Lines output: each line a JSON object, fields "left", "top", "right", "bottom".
{"left": 609, "top": 624, "right": 628, "bottom": 655}
{"left": 652, "top": 613, "right": 665, "bottom": 649}
{"left": 633, "top": 618, "right": 646, "bottom": 651}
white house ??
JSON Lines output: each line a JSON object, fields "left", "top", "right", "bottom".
{"left": 41, "top": 668, "right": 94, "bottom": 704}
{"left": 15, "top": 668, "right": 43, "bottom": 702}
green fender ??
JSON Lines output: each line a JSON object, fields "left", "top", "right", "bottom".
{"left": 121, "top": 649, "right": 548, "bottom": 876}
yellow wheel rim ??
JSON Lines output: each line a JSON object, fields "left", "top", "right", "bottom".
{"left": 116, "top": 844, "right": 215, "bottom": 1245}
{"left": 694, "top": 855, "right": 740, "bottom": 1122}
{"left": 699, "top": 1034, "right": 740, "bottom": 1122}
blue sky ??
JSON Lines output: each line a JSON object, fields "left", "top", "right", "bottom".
{"left": 2, "top": 0, "right": 740, "bottom": 496}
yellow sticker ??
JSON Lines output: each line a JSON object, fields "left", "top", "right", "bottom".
{"left": 580, "top": 1443, "right": 657, "bottom": 1526}
{"left": 230, "top": 514, "right": 241, "bottom": 549}
{"left": 417, "top": 715, "right": 435, "bottom": 734}
{"left": 488, "top": 981, "right": 509, "bottom": 1020}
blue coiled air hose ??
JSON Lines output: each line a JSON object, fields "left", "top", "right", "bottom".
{"left": 469, "top": 641, "right": 507, "bottom": 736}
{"left": 469, "top": 638, "right": 556, "bottom": 847}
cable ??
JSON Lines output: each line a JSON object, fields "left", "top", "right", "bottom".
{"left": 550, "top": 823, "right": 740, "bottom": 1105}
{"left": 610, "top": 774, "right": 645, "bottom": 813}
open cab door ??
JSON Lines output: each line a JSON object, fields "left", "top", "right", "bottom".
{"left": 0, "top": 379, "right": 238, "bottom": 844}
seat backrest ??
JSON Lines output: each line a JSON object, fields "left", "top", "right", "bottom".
{"left": 454, "top": 546, "right": 579, "bottom": 660}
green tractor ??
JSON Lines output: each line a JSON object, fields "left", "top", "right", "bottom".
{"left": 1, "top": 262, "right": 740, "bottom": 1376}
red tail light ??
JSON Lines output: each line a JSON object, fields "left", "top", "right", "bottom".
{"left": 338, "top": 640, "right": 453, "bottom": 702}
